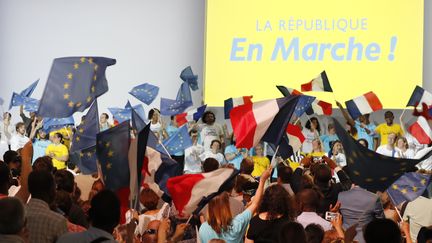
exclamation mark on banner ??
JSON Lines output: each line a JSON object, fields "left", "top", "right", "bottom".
{"left": 388, "top": 36, "right": 397, "bottom": 61}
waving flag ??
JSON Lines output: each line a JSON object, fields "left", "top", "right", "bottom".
{"left": 306, "top": 99, "right": 333, "bottom": 116}
{"left": 286, "top": 124, "right": 305, "bottom": 153}
{"left": 387, "top": 172, "right": 431, "bottom": 206}
{"left": 407, "top": 86, "right": 432, "bottom": 108}
{"left": 129, "top": 83, "right": 159, "bottom": 105}
{"left": 96, "top": 121, "right": 130, "bottom": 191}
{"left": 167, "top": 168, "right": 239, "bottom": 216}
{"left": 38, "top": 57, "right": 116, "bottom": 118}
{"left": 131, "top": 108, "right": 146, "bottom": 132}
{"left": 70, "top": 146, "right": 97, "bottom": 175}
{"left": 345, "top": 91, "right": 382, "bottom": 120}
{"left": 136, "top": 124, "right": 180, "bottom": 201}
{"left": 108, "top": 102, "right": 146, "bottom": 124}
{"left": 161, "top": 125, "right": 193, "bottom": 155}
{"left": 180, "top": 66, "right": 199, "bottom": 91}
{"left": 276, "top": 86, "right": 303, "bottom": 97}
{"left": 9, "top": 92, "right": 39, "bottom": 112}
{"left": 408, "top": 116, "right": 432, "bottom": 144}
{"left": 224, "top": 96, "right": 253, "bottom": 119}
{"left": 230, "top": 96, "right": 299, "bottom": 149}
{"left": 20, "top": 79, "right": 39, "bottom": 97}
{"left": 43, "top": 116, "right": 75, "bottom": 133}
{"left": 175, "top": 105, "right": 207, "bottom": 127}
{"left": 71, "top": 100, "right": 99, "bottom": 152}
{"left": 301, "top": 71, "right": 333, "bottom": 92}
{"left": 160, "top": 83, "right": 193, "bottom": 116}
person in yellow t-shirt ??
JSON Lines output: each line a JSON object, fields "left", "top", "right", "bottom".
{"left": 46, "top": 132, "right": 69, "bottom": 170}
{"left": 49, "top": 126, "right": 73, "bottom": 149}
{"left": 251, "top": 143, "right": 270, "bottom": 178}
{"left": 375, "top": 111, "right": 403, "bottom": 146}
{"left": 308, "top": 138, "right": 326, "bottom": 162}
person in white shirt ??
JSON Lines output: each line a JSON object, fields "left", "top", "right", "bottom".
{"left": 199, "top": 140, "right": 225, "bottom": 165}
{"left": 184, "top": 129, "right": 204, "bottom": 174}
{"left": 198, "top": 111, "right": 224, "bottom": 151}
{"left": 302, "top": 117, "right": 321, "bottom": 154}
{"left": 9, "top": 122, "right": 29, "bottom": 151}
{"left": 99, "top": 113, "right": 111, "bottom": 132}
{"left": 402, "top": 196, "right": 432, "bottom": 241}
{"left": 395, "top": 136, "right": 415, "bottom": 159}
{"left": 148, "top": 108, "right": 167, "bottom": 141}
{"left": 0, "top": 112, "right": 14, "bottom": 158}
{"left": 330, "top": 140, "right": 347, "bottom": 167}
{"left": 376, "top": 133, "right": 399, "bottom": 158}
{"left": 296, "top": 188, "right": 332, "bottom": 231}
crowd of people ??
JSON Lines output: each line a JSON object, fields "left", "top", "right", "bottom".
{"left": 0, "top": 103, "right": 432, "bottom": 243}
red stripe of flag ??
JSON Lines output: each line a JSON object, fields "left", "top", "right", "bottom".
{"left": 167, "top": 174, "right": 205, "bottom": 216}
{"left": 364, "top": 91, "right": 383, "bottom": 111}
{"left": 230, "top": 103, "right": 257, "bottom": 149}
{"left": 318, "top": 100, "right": 333, "bottom": 115}
{"left": 301, "top": 81, "right": 313, "bottom": 92}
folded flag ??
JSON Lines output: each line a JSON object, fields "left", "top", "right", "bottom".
{"left": 42, "top": 116, "right": 75, "bottom": 133}
{"left": 96, "top": 121, "right": 130, "bottom": 191}
{"left": 167, "top": 168, "right": 239, "bottom": 216}
{"left": 407, "top": 86, "right": 432, "bottom": 109}
{"left": 408, "top": 116, "right": 432, "bottom": 144}
{"left": 38, "top": 57, "right": 116, "bottom": 118}
{"left": 131, "top": 108, "right": 146, "bottom": 132}
{"left": 71, "top": 100, "right": 99, "bottom": 152}
{"left": 286, "top": 124, "right": 305, "bottom": 153}
{"left": 108, "top": 102, "right": 146, "bottom": 124}
{"left": 301, "top": 71, "right": 333, "bottom": 92}
{"left": 20, "top": 79, "right": 39, "bottom": 97}
{"left": 69, "top": 146, "right": 97, "bottom": 175}
{"left": 386, "top": 172, "right": 431, "bottom": 206}
{"left": 180, "top": 66, "right": 199, "bottom": 91}
{"left": 276, "top": 86, "right": 303, "bottom": 97}
{"left": 160, "top": 83, "right": 193, "bottom": 116}
{"left": 129, "top": 83, "right": 159, "bottom": 105}
{"left": 345, "top": 91, "right": 382, "bottom": 120}
{"left": 230, "top": 96, "right": 299, "bottom": 149}
{"left": 161, "top": 125, "right": 193, "bottom": 155}
{"left": 136, "top": 124, "right": 180, "bottom": 201}
{"left": 306, "top": 99, "right": 333, "bottom": 116}
{"left": 224, "top": 96, "right": 253, "bottom": 119}
{"left": 9, "top": 92, "right": 39, "bottom": 112}
{"left": 175, "top": 105, "right": 207, "bottom": 127}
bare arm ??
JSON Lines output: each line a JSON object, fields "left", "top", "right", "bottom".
{"left": 336, "top": 101, "right": 355, "bottom": 127}
{"left": 245, "top": 167, "right": 272, "bottom": 214}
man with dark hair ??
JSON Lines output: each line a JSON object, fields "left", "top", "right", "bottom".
{"left": 0, "top": 162, "right": 11, "bottom": 199}
{"left": 276, "top": 164, "right": 294, "bottom": 196}
{"left": 26, "top": 170, "right": 67, "bottom": 243}
{"left": 184, "top": 129, "right": 204, "bottom": 174}
{"left": 0, "top": 197, "right": 28, "bottom": 243}
{"left": 33, "top": 156, "right": 55, "bottom": 174}
{"left": 58, "top": 189, "right": 120, "bottom": 243}
{"left": 305, "top": 224, "right": 325, "bottom": 243}
{"left": 197, "top": 111, "right": 224, "bottom": 151}
{"left": 202, "top": 158, "right": 219, "bottom": 173}
{"left": 10, "top": 122, "right": 29, "bottom": 151}
{"left": 375, "top": 111, "right": 403, "bottom": 146}
{"left": 99, "top": 113, "right": 111, "bottom": 132}
{"left": 363, "top": 218, "right": 403, "bottom": 243}
{"left": 296, "top": 188, "right": 332, "bottom": 231}
{"left": 3, "top": 150, "right": 21, "bottom": 178}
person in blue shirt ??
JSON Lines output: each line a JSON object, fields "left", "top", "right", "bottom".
{"left": 199, "top": 167, "right": 271, "bottom": 243}
{"left": 32, "top": 129, "right": 52, "bottom": 164}
{"left": 166, "top": 116, "right": 185, "bottom": 172}
{"left": 320, "top": 123, "right": 339, "bottom": 153}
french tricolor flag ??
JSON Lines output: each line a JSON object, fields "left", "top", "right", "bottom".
{"left": 276, "top": 85, "right": 303, "bottom": 97}
{"left": 408, "top": 116, "right": 432, "bottom": 144}
{"left": 407, "top": 86, "right": 432, "bottom": 110}
{"left": 224, "top": 96, "right": 253, "bottom": 119}
{"left": 306, "top": 99, "right": 333, "bottom": 116}
{"left": 167, "top": 168, "right": 239, "bottom": 216}
{"left": 230, "top": 96, "right": 299, "bottom": 149}
{"left": 286, "top": 124, "right": 305, "bottom": 152}
{"left": 301, "top": 71, "right": 333, "bottom": 92}
{"left": 175, "top": 105, "right": 207, "bottom": 127}
{"left": 345, "top": 91, "right": 383, "bottom": 120}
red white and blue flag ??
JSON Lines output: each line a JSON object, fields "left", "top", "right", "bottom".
{"left": 301, "top": 71, "right": 333, "bottom": 92}
{"left": 230, "top": 96, "right": 299, "bottom": 149}
{"left": 167, "top": 168, "right": 239, "bottom": 216}
{"left": 276, "top": 86, "right": 303, "bottom": 96}
{"left": 286, "top": 124, "right": 305, "bottom": 153}
{"left": 224, "top": 96, "right": 253, "bottom": 119}
{"left": 175, "top": 105, "right": 207, "bottom": 127}
{"left": 306, "top": 99, "right": 333, "bottom": 116}
{"left": 407, "top": 86, "right": 432, "bottom": 108}
{"left": 408, "top": 116, "right": 432, "bottom": 144}
{"left": 345, "top": 91, "right": 383, "bottom": 120}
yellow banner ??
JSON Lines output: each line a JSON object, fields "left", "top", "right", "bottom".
{"left": 204, "top": 0, "right": 424, "bottom": 108}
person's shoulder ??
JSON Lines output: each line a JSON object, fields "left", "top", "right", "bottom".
{"left": 57, "top": 231, "right": 85, "bottom": 243}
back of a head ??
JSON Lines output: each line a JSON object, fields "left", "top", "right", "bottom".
{"left": 305, "top": 224, "right": 325, "bottom": 243}
{"left": 55, "top": 169, "right": 75, "bottom": 193}
{"left": 28, "top": 170, "right": 55, "bottom": 202}
{"left": 240, "top": 158, "right": 254, "bottom": 175}
{"left": 298, "top": 188, "right": 320, "bottom": 212}
{"left": 364, "top": 218, "right": 402, "bottom": 243}
{"left": 203, "top": 158, "right": 219, "bottom": 173}
{"left": 0, "top": 197, "right": 25, "bottom": 235}
{"left": 417, "top": 226, "right": 432, "bottom": 243}
{"left": 278, "top": 221, "right": 307, "bottom": 243}
{"left": 0, "top": 162, "right": 10, "bottom": 188}
{"left": 277, "top": 164, "right": 293, "bottom": 184}
{"left": 55, "top": 190, "right": 73, "bottom": 216}
{"left": 89, "top": 189, "right": 120, "bottom": 233}
{"left": 259, "top": 184, "right": 295, "bottom": 220}
{"left": 3, "top": 150, "right": 20, "bottom": 164}
{"left": 33, "top": 156, "right": 55, "bottom": 173}
{"left": 314, "top": 163, "right": 332, "bottom": 185}
{"left": 208, "top": 191, "right": 232, "bottom": 234}
{"left": 140, "top": 188, "right": 160, "bottom": 211}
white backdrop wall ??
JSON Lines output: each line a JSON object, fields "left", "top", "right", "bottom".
{"left": 0, "top": 0, "right": 431, "bottom": 126}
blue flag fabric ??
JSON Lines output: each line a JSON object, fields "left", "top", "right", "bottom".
{"left": 176, "top": 82, "right": 193, "bottom": 105}
{"left": 180, "top": 66, "right": 199, "bottom": 91}
{"left": 294, "top": 95, "right": 316, "bottom": 117}
{"left": 386, "top": 172, "right": 431, "bottom": 206}
{"left": 9, "top": 92, "right": 40, "bottom": 112}
{"left": 129, "top": 83, "right": 159, "bottom": 105}
{"left": 132, "top": 108, "right": 146, "bottom": 132}
{"left": 37, "top": 57, "right": 116, "bottom": 118}
{"left": 70, "top": 146, "right": 97, "bottom": 175}
{"left": 96, "top": 121, "right": 130, "bottom": 191}
{"left": 109, "top": 102, "right": 146, "bottom": 124}
{"left": 43, "top": 116, "right": 75, "bottom": 133}
{"left": 161, "top": 125, "right": 193, "bottom": 155}
{"left": 20, "top": 79, "right": 39, "bottom": 97}
{"left": 71, "top": 100, "right": 99, "bottom": 152}
{"left": 160, "top": 83, "right": 193, "bottom": 116}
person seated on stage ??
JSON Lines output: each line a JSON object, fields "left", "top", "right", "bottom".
{"left": 184, "top": 129, "right": 205, "bottom": 174}
{"left": 199, "top": 140, "right": 225, "bottom": 165}
{"left": 395, "top": 136, "right": 416, "bottom": 159}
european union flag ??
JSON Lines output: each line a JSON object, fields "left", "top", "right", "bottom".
{"left": 333, "top": 118, "right": 432, "bottom": 192}
{"left": 70, "top": 146, "right": 97, "bottom": 175}
{"left": 129, "top": 83, "right": 159, "bottom": 105}
{"left": 9, "top": 92, "right": 39, "bottom": 112}
{"left": 20, "top": 79, "right": 39, "bottom": 97}
{"left": 97, "top": 121, "right": 130, "bottom": 191}
{"left": 180, "top": 66, "right": 199, "bottom": 91}
{"left": 43, "top": 116, "right": 75, "bottom": 133}
{"left": 294, "top": 95, "right": 316, "bottom": 117}
{"left": 132, "top": 108, "right": 146, "bottom": 133}
{"left": 37, "top": 57, "right": 116, "bottom": 118}
{"left": 387, "top": 172, "right": 431, "bottom": 206}
{"left": 160, "top": 125, "right": 193, "bottom": 155}
{"left": 160, "top": 83, "right": 193, "bottom": 116}
{"left": 71, "top": 100, "right": 99, "bottom": 152}
{"left": 109, "top": 102, "right": 146, "bottom": 124}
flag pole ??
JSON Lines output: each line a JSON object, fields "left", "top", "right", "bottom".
{"left": 158, "top": 140, "right": 173, "bottom": 159}
{"left": 399, "top": 108, "right": 408, "bottom": 134}
{"left": 270, "top": 145, "right": 280, "bottom": 168}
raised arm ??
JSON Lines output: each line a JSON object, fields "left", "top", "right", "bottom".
{"left": 336, "top": 101, "right": 355, "bottom": 127}
{"left": 245, "top": 167, "right": 272, "bottom": 214}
